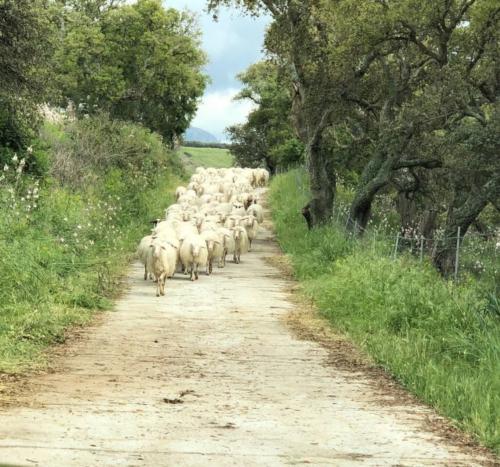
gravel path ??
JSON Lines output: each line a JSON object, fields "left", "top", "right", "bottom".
{"left": 0, "top": 210, "right": 492, "bottom": 466}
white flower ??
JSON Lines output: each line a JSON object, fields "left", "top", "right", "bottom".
{"left": 60, "top": 238, "right": 65, "bottom": 243}
{"left": 3, "top": 164, "right": 8, "bottom": 172}
{"left": 77, "top": 224, "right": 82, "bottom": 229}
{"left": 63, "top": 217, "right": 68, "bottom": 221}
{"left": 12, "top": 154, "right": 18, "bottom": 163}
{"left": 27, "top": 146, "right": 33, "bottom": 154}
{"left": 73, "top": 232, "right": 78, "bottom": 237}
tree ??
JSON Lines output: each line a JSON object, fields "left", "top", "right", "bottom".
{"left": 227, "top": 61, "right": 303, "bottom": 173}
{"left": 0, "top": 0, "right": 55, "bottom": 160}
{"left": 54, "top": 0, "right": 208, "bottom": 145}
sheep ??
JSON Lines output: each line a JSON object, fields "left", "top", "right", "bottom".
{"left": 247, "top": 203, "right": 264, "bottom": 224}
{"left": 175, "top": 186, "right": 186, "bottom": 201}
{"left": 179, "top": 234, "right": 208, "bottom": 281}
{"left": 240, "top": 214, "right": 259, "bottom": 251}
{"left": 147, "top": 238, "right": 177, "bottom": 296}
{"left": 231, "top": 202, "right": 246, "bottom": 217}
{"left": 201, "top": 230, "right": 224, "bottom": 274}
{"left": 217, "top": 227, "right": 235, "bottom": 268}
{"left": 231, "top": 226, "right": 249, "bottom": 264}
{"left": 137, "top": 234, "right": 154, "bottom": 280}
{"left": 225, "top": 214, "right": 241, "bottom": 229}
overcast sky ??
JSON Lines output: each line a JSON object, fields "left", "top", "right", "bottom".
{"left": 165, "top": 0, "right": 270, "bottom": 141}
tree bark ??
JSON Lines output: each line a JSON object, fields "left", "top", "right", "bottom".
{"left": 348, "top": 153, "right": 392, "bottom": 233}
{"left": 306, "top": 131, "right": 336, "bottom": 226}
{"left": 433, "top": 175, "right": 500, "bottom": 276}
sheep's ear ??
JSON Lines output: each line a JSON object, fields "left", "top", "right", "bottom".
{"left": 149, "top": 244, "right": 154, "bottom": 248}
{"left": 161, "top": 246, "right": 166, "bottom": 250}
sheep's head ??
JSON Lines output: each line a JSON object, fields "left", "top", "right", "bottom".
{"left": 232, "top": 228, "right": 241, "bottom": 241}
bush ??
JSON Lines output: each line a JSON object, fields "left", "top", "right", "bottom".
{"left": 0, "top": 115, "right": 182, "bottom": 372}
{"left": 269, "top": 169, "right": 500, "bottom": 453}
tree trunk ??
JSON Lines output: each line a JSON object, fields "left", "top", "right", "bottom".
{"left": 348, "top": 153, "right": 392, "bottom": 233}
{"left": 306, "top": 133, "right": 336, "bottom": 226}
{"left": 433, "top": 175, "right": 500, "bottom": 276}
{"left": 396, "top": 191, "right": 418, "bottom": 232}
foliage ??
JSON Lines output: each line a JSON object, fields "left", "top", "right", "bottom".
{"left": 0, "top": 0, "right": 55, "bottom": 163}
{"left": 209, "top": 0, "right": 500, "bottom": 272}
{"left": 227, "top": 61, "right": 303, "bottom": 173}
{"left": 0, "top": 117, "right": 181, "bottom": 372}
{"left": 269, "top": 170, "right": 500, "bottom": 453}
{"left": 53, "top": 0, "right": 208, "bottom": 144}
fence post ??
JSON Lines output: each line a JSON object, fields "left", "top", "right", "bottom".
{"left": 419, "top": 236, "right": 424, "bottom": 263}
{"left": 454, "top": 226, "right": 461, "bottom": 281}
{"left": 393, "top": 233, "right": 400, "bottom": 260}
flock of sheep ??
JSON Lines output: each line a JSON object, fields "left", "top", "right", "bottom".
{"left": 137, "top": 167, "right": 270, "bottom": 296}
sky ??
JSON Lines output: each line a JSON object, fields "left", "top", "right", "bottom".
{"left": 164, "top": 0, "right": 270, "bottom": 141}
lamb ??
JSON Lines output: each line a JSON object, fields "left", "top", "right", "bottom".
{"left": 147, "top": 238, "right": 177, "bottom": 296}
{"left": 231, "top": 226, "right": 249, "bottom": 264}
{"left": 247, "top": 203, "right": 264, "bottom": 224}
{"left": 179, "top": 234, "right": 208, "bottom": 281}
{"left": 201, "top": 230, "right": 224, "bottom": 274}
{"left": 240, "top": 214, "right": 259, "bottom": 251}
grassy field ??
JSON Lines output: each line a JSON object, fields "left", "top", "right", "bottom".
{"left": 180, "top": 146, "right": 233, "bottom": 170}
{"left": 269, "top": 169, "right": 500, "bottom": 454}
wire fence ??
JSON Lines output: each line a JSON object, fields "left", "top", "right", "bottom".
{"left": 289, "top": 169, "right": 499, "bottom": 283}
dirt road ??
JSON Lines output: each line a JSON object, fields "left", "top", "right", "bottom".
{"left": 0, "top": 211, "right": 492, "bottom": 466}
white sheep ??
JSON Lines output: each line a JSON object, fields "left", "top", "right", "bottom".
{"left": 240, "top": 214, "right": 259, "bottom": 251}
{"left": 247, "top": 203, "right": 264, "bottom": 224}
{"left": 147, "top": 238, "right": 177, "bottom": 296}
{"left": 201, "top": 230, "right": 224, "bottom": 274}
{"left": 179, "top": 234, "right": 208, "bottom": 281}
{"left": 137, "top": 234, "right": 154, "bottom": 280}
{"left": 231, "top": 226, "right": 249, "bottom": 264}
{"left": 175, "top": 186, "right": 186, "bottom": 201}
{"left": 216, "top": 227, "right": 235, "bottom": 267}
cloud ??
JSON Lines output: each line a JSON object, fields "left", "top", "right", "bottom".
{"left": 191, "top": 89, "right": 255, "bottom": 141}
{"left": 163, "top": 1, "right": 269, "bottom": 137}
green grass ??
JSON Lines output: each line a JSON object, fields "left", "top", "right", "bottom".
{"left": 180, "top": 146, "right": 233, "bottom": 170}
{"left": 0, "top": 118, "right": 183, "bottom": 373}
{"left": 269, "top": 169, "right": 500, "bottom": 454}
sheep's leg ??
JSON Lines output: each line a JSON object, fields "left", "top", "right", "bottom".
{"left": 155, "top": 275, "right": 161, "bottom": 297}
{"left": 249, "top": 239, "right": 252, "bottom": 252}
{"left": 190, "top": 262, "right": 195, "bottom": 281}
{"left": 208, "top": 258, "right": 213, "bottom": 275}
{"left": 144, "top": 265, "right": 148, "bottom": 280}
{"left": 194, "top": 262, "right": 199, "bottom": 280}
{"left": 159, "top": 273, "right": 166, "bottom": 296}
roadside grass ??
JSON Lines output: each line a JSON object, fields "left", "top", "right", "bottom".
{"left": 269, "top": 169, "right": 500, "bottom": 454}
{"left": 0, "top": 118, "right": 182, "bottom": 373}
{"left": 180, "top": 146, "right": 233, "bottom": 170}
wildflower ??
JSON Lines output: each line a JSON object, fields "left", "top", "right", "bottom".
{"left": 27, "top": 146, "right": 33, "bottom": 154}
{"left": 77, "top": 224, "right": 82, "bottom": 229}
{"left": 73, "top": 232, "right": 78, "bottom": 237}
{"left": 3, "top": 164, "right": 8, "bottom": 172}
{"left": 60, "top": 237, "right": 65, "bottom": 243}
{"left": 12, "top": 154, "right": 18, "bottom": 163}
{"left": 63, "top": 217, "right": 68, "bottom": 222}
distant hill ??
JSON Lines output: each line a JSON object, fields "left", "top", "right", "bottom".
{"left": 184, "top": 127, "right": 218, "bottom": 143}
